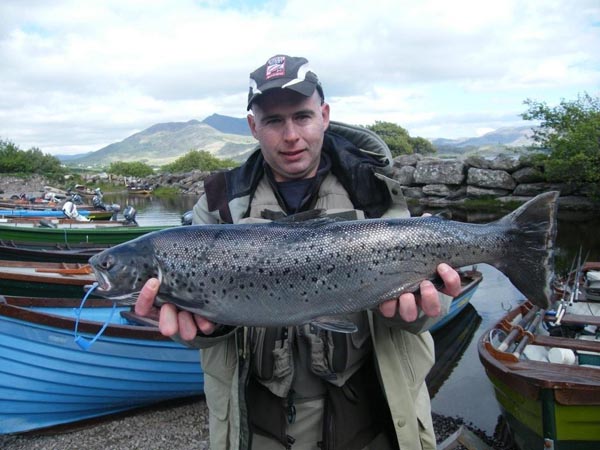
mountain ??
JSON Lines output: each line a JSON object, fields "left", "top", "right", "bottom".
{"left": 60, "top": 116, "right": 538, "bottom": 169}
{"left": 66, "top": 119, "right": 256, "bottom": 167}
{"left": 431, "top": 126, "right": 537, "bottom": 155}
{"left": 202, "top": 113, "right": 251, "bottom": 136}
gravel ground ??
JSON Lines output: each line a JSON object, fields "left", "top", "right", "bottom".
{"left": 0, "top": 398, "right": 513, "bottom": 450}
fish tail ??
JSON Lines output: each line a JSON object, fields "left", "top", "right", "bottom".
{"left": 493, "top": 191, "right": 559, "bottom": 308}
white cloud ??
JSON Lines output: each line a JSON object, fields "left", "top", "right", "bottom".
{"left": 0, "top": 0, "right": 598, "bottom": 154}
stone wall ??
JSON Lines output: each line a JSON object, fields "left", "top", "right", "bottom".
{"left": 391, "top": 154, "right": 598, "bottom": 211}
{"left": 87, "top": 154, "right": 598, "bottom": 212}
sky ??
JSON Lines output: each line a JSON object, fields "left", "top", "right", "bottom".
{"left": 1, "top": 0, "right": 599, "bottom": 156}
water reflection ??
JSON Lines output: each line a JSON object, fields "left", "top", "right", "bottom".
{"left": 427, "top": 304, "right": 481, "bottom": 398}
{"left": 103, "top": 193, "right": 199, "bottom": 226}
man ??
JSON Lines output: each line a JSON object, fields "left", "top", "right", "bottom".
{"left": 136, "top": 55, "right": 461, "bottom": 450}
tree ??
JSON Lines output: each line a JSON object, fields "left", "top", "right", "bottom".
{"left": 521, "top": 92, "right": 600, "bottom": 185}
{"left": 162, "top": 150, "right": 238, "bottom": 172}
{"left": 108, "top": 161, "right": 154, "bottom": 177}
{"left": 366, "top": 121, "right": 435, "bottom": 157}
{"left": 0, "top": 139, "right": 65, "bottom": 178}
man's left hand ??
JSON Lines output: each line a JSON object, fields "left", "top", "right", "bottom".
{"left": 378, "top": 263, "right": 461, "bottom": 322}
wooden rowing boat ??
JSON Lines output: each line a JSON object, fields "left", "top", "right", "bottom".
{"left": 0, "top": 223, "right": 169, "bottom": 245}
{"left": 0, "top": 260, "right": 97, "bottom": 298}
{"left": 0, "top": 240, "right": 109, "bottom": 263}
{"left": 478, "top": 282, "right": 600, "bottom": 449}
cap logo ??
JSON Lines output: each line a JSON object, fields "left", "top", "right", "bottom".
{"left": 265, "top": 56, "right": 286, "bottom": 80}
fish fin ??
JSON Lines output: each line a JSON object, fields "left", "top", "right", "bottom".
{"left": 274, "top": 209, "right": 360, "bottom": 227}
{"left": 276, "top": 209, "right": 327, "bottom": 222}
{"left": 310, "top": 316, "right": 358, "bottom": 333}
{"left": 492, "top": 191, "right": 559, "bottom": 308}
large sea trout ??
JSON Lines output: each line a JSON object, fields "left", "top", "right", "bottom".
{"left": 89, "top": 191, "right": 558, "bottom": 332}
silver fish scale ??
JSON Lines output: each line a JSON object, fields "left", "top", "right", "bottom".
{"left": 145, "top": 218, "right": 509, "bottom": 326}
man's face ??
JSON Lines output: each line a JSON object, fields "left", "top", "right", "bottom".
{"left": 247, "top": 90, "right": 330, "bottom": 182}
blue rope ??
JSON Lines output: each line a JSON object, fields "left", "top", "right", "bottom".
{"left": 73, "top": 282, "right": 117, "bottom": 350}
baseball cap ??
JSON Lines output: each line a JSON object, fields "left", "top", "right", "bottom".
{"left": 247, "top": 55, "right": 324, "bottom": 110}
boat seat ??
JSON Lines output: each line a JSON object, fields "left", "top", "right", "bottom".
{"left": 534, "top": 334, "right": 600, "bottom": 353}
{"left": 550, "top": 313, "right": 600, "bottom": 328}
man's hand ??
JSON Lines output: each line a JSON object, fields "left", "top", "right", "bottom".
{"left": 135, "top": 278, "right": 217, "bottom": 341}
{"left": 378, "top": 263, "right": 461, "bottom": 322}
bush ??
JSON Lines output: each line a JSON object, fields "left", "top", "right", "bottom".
{"left": 108, "top": 161, "right": 154, "bottom": 177}
{"left": 521, "top": 92, "right": 600, "bottom": 185}
{"left": 366, "top": 121, "right": 435, "bottom": 157}
{"left": 162, "top": 150, "right": 238, "bottom": 172}
{"left": 0, "top": 139, "right": 66, "bottom": 178}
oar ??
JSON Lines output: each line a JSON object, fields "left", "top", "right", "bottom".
{"left": 512, "top": 309, "right": 545, "bottom": 359}
{"left": 497, "top": 305, "right": 539, "bottom": 352}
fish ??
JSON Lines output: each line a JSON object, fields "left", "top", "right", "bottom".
{"left": 89, "top": 191, "right": 558, "bottom": 333}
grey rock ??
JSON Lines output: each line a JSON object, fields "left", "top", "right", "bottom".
{"left": 511, "top": 167, "right": 544, "bottom": 183}
{"left": 392, "top": 165, "right": 416, "bottom": 185}
{"left": 464, "top": 155, "right": 491, "bottom": 169}
{"left": 393, "top": 153, "right": 422, "bottom": 167}
{"left": 467, "top": 168, "right": 516, "bottom": 190}
{"left": 402, "top": 186, "right": 425, "bottom": 199}
{"left": 414, "top": 160, "right": 466, "bottom": 185}
{"left": 467, "top": 186, "right": 511, "bottom": 197}
{"left": 422, "top": 184, "right": 451, "bottom": 197}
{"left": 488, "top": 154, "right": 523, "bottom": 172}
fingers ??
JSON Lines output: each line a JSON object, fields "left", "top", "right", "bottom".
{"left": 158, "top": 303, "right": 180, "bottom": 337}
{"left": 438, "top": 263, "right": 462, "bottom": 297}
{"left": 378, "top": 293, "right": 419, "bottom": 321}
{"left": 379, "top": 298, "right": 398, "bottom": 318}
{"left": 135, "top": 278, "right": 160, "bottom": 316}
{"left": 399, "top": 292, "right": 419, "bottom": 321}
{"left": 194, "top": 315, "right": 217, "bottom": 335}
{"left": 418, "top": 280, "right": 441, "bottom": 317}
{"left": 378, "top": 281, "right": 440, "bottom": 321}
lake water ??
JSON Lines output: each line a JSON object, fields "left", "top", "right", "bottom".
{"left": 105, "top": 192, "right": 600, "bottom": 436}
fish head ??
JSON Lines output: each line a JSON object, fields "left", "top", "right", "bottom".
{"left": 89, "top": 240, "right": 161, "bottom": 301}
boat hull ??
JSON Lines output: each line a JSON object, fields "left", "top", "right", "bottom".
{"left": 0, "top": 208, "right": 114, "bottom": 220}
{"left": 478, "top": 301, "right": 600, "bottom": 450}
{"left": 0, "top": 260, "right": 97, "bottom": 298}
{"left": 0, "top": 240, "right": 106, "bottom": 263}
{"left": 488, "top": 373, "right": 600, "bottom": 450}
{"left": 0, "top": 298, "right": 204, "bottom": 434}
{"left": 0, "top": 224, "right": 168, "bottom": 245}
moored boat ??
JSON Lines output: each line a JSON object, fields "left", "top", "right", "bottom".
{"left": 430, "top": 267, "right": 482, "bottom": 333}
{"left": 0, "top": 294, "right": 204, "bottom": 434}
{"left": 0, "top": 240, "right": 109, "bottom": 263}
{"left": 0, "top": 217, "right": 136, "bottom": 228}
{"left": 0, "top": 260, "right": 97, "bottom": 298}
{"left": 0, "top": 223, "right": 169, "bottom": 245}
{"left": 478, "top": 295, "right": 600, "bottom": 449}
{"left": 0, "top": 207, "right": 115, "bottom": 221}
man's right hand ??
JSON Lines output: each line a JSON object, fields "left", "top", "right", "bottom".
{"left": 135, "top": 278, "right": 218, "bottom": 340}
